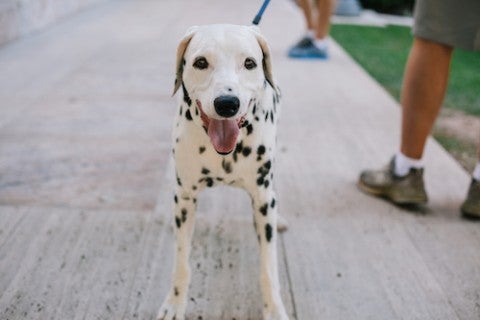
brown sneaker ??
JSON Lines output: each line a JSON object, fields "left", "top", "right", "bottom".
{"left": 461, "top": 179, "right": 480, "bottom": 219}
{"left": 358, "top": 157, "right": 428, "bottom": 205}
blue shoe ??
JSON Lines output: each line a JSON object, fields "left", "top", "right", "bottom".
{"left": 288, "top": 40, "right": 328, "bottom": 59}
{"left": 291, "top": 36, "right": 313, "bottom": 49}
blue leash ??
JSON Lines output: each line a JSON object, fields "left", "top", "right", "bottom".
{"left": 252, "top": 0, "right": 271, "bottom": 25}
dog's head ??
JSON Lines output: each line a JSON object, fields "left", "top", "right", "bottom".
{"left": 173, "top": 24, "right": 276, "bottom": 155}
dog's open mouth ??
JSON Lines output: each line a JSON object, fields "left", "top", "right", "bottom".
{"left": 197, "top": 100, "right": 244, "bottom": 154}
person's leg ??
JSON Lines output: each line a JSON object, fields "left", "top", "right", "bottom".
{"left": 288, "top": 0, "right": 316, "bottom": 57}
{"left": 357, "top": 37, "right": 453, "bottom": 205}
{"left": 314, "top": 0, "right": 336, "bottom": 40}
{"left": 400, "top": 37, "right": 454, "bottom": 159}
{"left": 297, "top": 0, "right": 314, "bottom": 31}
{"left": 289, "top": 0, "right": 335, "bottom": 59}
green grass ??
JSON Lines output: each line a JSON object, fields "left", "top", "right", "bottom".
{"left": 331, "top": 24, "right": 480, "bottom": 116}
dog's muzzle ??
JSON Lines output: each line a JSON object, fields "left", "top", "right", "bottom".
{"left": 197, "top": 99, "right": 244, "bottom": 155}
{"left": 214, "top": 95, "right": 240, "bottom": 118}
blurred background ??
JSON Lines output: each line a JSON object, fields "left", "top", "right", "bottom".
{"left": 1, "top": 0, "right": 478, "bottom": 175}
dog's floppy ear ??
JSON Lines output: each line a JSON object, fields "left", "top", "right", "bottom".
{"left": 249, "top": 26, "right": 276, "bottom": 90}
{"left": 173, "top": 26, "right": 198, "bottom": 95}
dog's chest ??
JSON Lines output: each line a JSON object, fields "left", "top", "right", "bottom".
{"left": 174, "top": 125, "right": 273, "bottom": 185}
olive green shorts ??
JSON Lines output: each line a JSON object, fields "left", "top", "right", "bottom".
{"left": 413, "top": 0, "right": 480, "bottom": 51}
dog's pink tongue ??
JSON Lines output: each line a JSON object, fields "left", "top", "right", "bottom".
{"left": 208, "top": 118, "right": 239, "bottom": 154}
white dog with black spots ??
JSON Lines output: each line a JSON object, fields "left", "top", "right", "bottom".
{"left": 158, "top": 24, "right": 288, "bottom": 320}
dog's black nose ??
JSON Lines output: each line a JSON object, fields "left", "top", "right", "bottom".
{"left": 214, "top": 95, "right": 240, "bottom": 118}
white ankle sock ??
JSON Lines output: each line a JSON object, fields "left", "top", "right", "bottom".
{"left": 313, "top": 38, "right": 328, "bottom": 51}
{"left": 394, "top": 152, "right": 423, "bottom": 177}
{"left": 305, "top": 30, "right": 315, "bottom": 39}
{"left": 472, "top": 162, "right": 480, "bottom": 181}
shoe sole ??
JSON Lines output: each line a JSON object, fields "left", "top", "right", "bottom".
{"left": 357, "top": 180, "right": 428, "bottom": 205}
{"left": 461, "top": 207, "right": 480, "bottom": 220}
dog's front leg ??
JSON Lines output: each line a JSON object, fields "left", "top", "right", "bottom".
{"left": 250, "top": 188, "right": 289, "bottom": 320}
{"left": 158, "top": 188, "right": 197, "bottom": 320}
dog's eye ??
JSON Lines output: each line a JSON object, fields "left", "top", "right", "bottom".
{"left": 244, "top": 58, "right": 257, "bottom": 70}
{"left": 193, "top": 57, "right": 209, "bottom": 70}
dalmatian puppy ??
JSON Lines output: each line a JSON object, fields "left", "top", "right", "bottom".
{"left": 158, "top": 24, "right": 288, "bottom": 320}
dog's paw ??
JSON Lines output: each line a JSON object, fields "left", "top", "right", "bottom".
{"left": 157, "top": 299, "right": 186, "bottom": 320}
{"left": 277, "top": 215, "right": 288, "bottom": 233}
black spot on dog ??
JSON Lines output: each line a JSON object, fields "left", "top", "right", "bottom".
{"left": 205, "top": 177, "right": 214, "bottom": 187}
{"left": 182, "top": 82, "right": 192, "bottom": 106}
{"left": 276, "top": 89, "right": 281, "bottom": 102}
{"left": 174, "top": 287, "right": 179, "bottom": 296}
{"left": 257, "top": 160, "right": 272, "bottom": 186}
{"left": 257, "top": 145, "right": 266, "bottom": 155}
{"left": 257, "top": 176, "right": 264, "bottom": 186}
{"left": 255, "top": 116, "right": 260, "bottom": 122}
{"left": 199, "top": 146, "right": 206, "bottom": 154}
{"left": 195, "top": 107, "right": 199, "bottom": 116}
{"left": 179, "top": 105, "right": 183, "bottom": 116}
{"left": 192, "top": 185, "right": 197, "bottom": 191}
{"left": 233, "top": 141, "right": 244, "bottom": 163}
{"left": 216, "top": 177, "right": 224, "bottom": 181}
{"left": 270, "top": 111, "right": 274, "bottom": 123}
{"left": 257, "top": 161, "right": 271, "bottom": 176}
{"left": 271, "top": 198, "right": 276, "bottom": 208}
{"left": 241, "top": 120, "right": 253, "bottom": 135}
{"left": 264, "top": 160, "right": 272, "bottom": 170}
{"left": 174, "top": 195, "right": 178, "bottom": 203}
{"left": 265, "top": 224, "right": 273, "bottom": 242}
{"left": 235, "top": 141, "right": 243, "bottom": 154}
{"left": 176, "top": 175, "right": 182, "bottom": 186}
{"left": 222, "top": 159, "right": 232, "bottom": 174}
{"left": 198, "top": 177, "right": 213, "bottom": 187}
{"left": 185, "top": 109, "right": 193, "bottom": 121}
{"left": 260, "top": 203, "right": 268, "bottom": 216}
{"left": 252, "top": 104, "right": 257, "bottom": 115}
{"left": 175, "top": 216, "right": 181, "bottom": 228}
{"left": 264, "top": 111, "right": 269, "bottom": 122}
{"left": 181, "top": 208, "right": 188, "bottom": 222}
{"left": 242, "top": 147, "right": 251, "bottom": 157}
{"left": 246, "top": 124, "right": 253, "bottom": 135}
{"left": 201, "top": 167, "right": 210, "bottom": 175}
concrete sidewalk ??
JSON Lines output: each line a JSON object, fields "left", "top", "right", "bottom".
{"left": 0, "top": 0, "right": 478, "bottom": 319}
